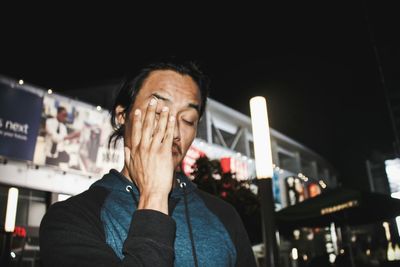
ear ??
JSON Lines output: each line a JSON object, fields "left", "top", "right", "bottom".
{"left": 115, "top": 105, "right": 126, "bottom": 126}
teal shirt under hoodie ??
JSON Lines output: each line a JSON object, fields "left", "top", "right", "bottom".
{"left": 40, "top": 169, "right": 257, "bottom": 267}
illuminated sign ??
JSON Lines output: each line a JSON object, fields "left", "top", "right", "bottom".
{"left": 385, "top": 158, "right": 400, "bottom": 193}
{"left": 320, "top": 200, "right": 358, "bottom": 215}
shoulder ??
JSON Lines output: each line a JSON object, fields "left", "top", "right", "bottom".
{"left": 195, "top": 189, "right": 242, "bottom": 225}
{"left": 195, "top": 189, "right": 257, "bottom": 266}
{"left": 56, "top": 185, "right": 109, "bottom": 210}
{"left": 45, "top": 118, "right": 56, "bottom": 126}
{"left": 196, "top": 189, "right": 235, "bottom": 210}
{"left": 41, "top": 185, "right": 110, "bottom": 230}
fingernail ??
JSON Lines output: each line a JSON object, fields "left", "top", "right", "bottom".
{"left": 162, "top": 106, "right": 169, "bottom": 112}
{"left": 134, "top": 109, "right": 141, "bottom": 116}
{"left": 170, "top": 116, "right": 175, "bottom": 122}
{"left": 149, "top": 98, "right": 157, "bottom": 106}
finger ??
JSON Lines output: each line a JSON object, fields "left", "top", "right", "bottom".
{"left": 124, "top": 146, "right": 131, "bottom": 167}
{"left": 151, "top": 106, "right": 169, "bottom": 148}
{"left": 161, "top": 115, "right": 176, "bottom": 151}
{"left": 141, "top": 98, "right": 158, "bottom": 148}
{"left": 130, "top": 109, "right": 142, "bottom": 153}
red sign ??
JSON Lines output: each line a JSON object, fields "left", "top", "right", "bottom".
{"left": 220, "top": 157, "right": 249, "bottom": 179}
{"left": 13, "top": 226, "right": 27, "bottom": 238}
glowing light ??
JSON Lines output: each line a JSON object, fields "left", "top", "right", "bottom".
{"left": 18, "top": 79, "right": 24, "bottom": 85}
{"left": 250, "top": 97, "right": 273, "bottom": 179}
{"left": 385, "top": 158, "right": 400, "bottom": 192}
{"left": 48, "top": 89, "right": 53, "bottom": 94}
{"left": 319, "top": 180, "right": 327, "bottom": 188}
{"left": 293, "top": 229, "right": 300, "bottom": 240}
{"left": 388, "top": 242, "right": 395, "bottom": 261}
{"left": 291, "top": 248, "right": 298, "bottom": 260}
{"left": 396, "top": 216, "right": 400, "bottom": 240}
{"left": 329, "top": 254, "right": 336, "bottom": 263}
{"left": 383, "top": 222, "right": 391, "bottom": 241}
{"left": 366, "top": 249, "right": 371, "bottom": 256}
{"left": 303, "top": 254, "right": 308, "bottom": 261}
{"left": 306, "top": 232, "right": 314, "bottom": 240}
{"left": 96, "top": 106, "right": 102, "bottom": 111}
{"left": 340, "top": 249, "right": 345, "bottom": 254}
{"left": 320, "top": 200, "right": 358, "bottom": 215}
{"left": 5, "top": 187, "right": 19, "bottom": 232}
{"left": 10, "top": 252, "right": 16, "bottom": 258}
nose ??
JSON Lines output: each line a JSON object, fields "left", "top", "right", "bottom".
{"left": 173, "top": 119, "right": 181, "bottom": 141}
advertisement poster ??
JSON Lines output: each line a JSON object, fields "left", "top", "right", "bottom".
{"left": 0, "top": 83, "right": 43, "bottom": 161}
{"left": 285, "top": 176, "right": 306, "bottom": 206}
{"left": 385, "top": 158, "right": 400, "bottom": 194}
{"left": 33, "top": 93, "right": 123, "bottom": 176}
{"left": 272, "top": 169, "right": 281, "bottom": 205}
{"left": 308, "top": 182, "right": 322, "bottom": 198}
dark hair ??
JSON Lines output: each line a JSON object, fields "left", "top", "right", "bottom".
{"left": 57, "top": 106, "right": 66, "bottom": 114}
{"left": 109, "top": 58, "right": 210, "bottom": 148}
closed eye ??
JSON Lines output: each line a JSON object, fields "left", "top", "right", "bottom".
{"left": 183, "top": 119, "right": 195, "bottom": 126}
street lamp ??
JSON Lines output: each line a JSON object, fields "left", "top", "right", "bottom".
{"left": 1, "top": 187, "right": 19, "bottom": 266}
{"left": 5, "top": 187, "right": 19, "bottom": 232}
{"left": 250, "top": 97, "right": 279, "bottom": 267}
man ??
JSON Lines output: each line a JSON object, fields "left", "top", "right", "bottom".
{"left": 40, "top": 59, "right": 257, "bottom": 266}
{"left": 44, "top": 106, "right": 80, "bottom": 166}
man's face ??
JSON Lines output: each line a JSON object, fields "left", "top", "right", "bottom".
{"left": 57, "top": 110, "right": 68, "bottom": 123}
{"left": 125, "top": 70, "right": 201, "bottom": 169}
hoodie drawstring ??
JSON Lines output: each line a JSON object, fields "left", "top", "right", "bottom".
{"left": 180, "top": 182, "right": 199, "bottom": 267}
{"left": 126, "top": 182, "right": 199, "bottom": 267}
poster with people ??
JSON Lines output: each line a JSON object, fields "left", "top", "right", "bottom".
{"left": 285, "top": 176, "right": 306, "bottom": 206}
{"left": 33, "top": 93, "right": 123, "bottom": 176}
{"left": 0, "top": 83, "right": 43, "bottom": 161}
{"left": 272, "top": 169, "right": 281, "bottom": 206}
{"left": 308, "top": 182, "right": 322, "bottom": 198}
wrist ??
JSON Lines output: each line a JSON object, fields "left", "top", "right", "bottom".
{"left": 138, "top": 193, "right": 169, "bottom": 215}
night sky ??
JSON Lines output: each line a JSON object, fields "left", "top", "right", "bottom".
{"left": 1, "top": 2, "right": 398, "bottom": 189}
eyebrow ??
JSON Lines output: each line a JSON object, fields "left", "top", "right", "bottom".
{"left": 152, "top": 93, "right": 200, "bottom": 114}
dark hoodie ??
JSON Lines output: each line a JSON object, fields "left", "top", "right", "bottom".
{"left": 40, "top": 169, "right": 257, "bottom": 267}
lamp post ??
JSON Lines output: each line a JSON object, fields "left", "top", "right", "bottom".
{"left": 250, "top": 97, "right": 279, "bottom": 267}
{"left": 1, "top": 187, "right": 19, "bottom": 266}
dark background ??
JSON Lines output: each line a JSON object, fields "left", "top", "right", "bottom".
{"left": 1, "top": 2, "right": 398, "bottom": 190}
